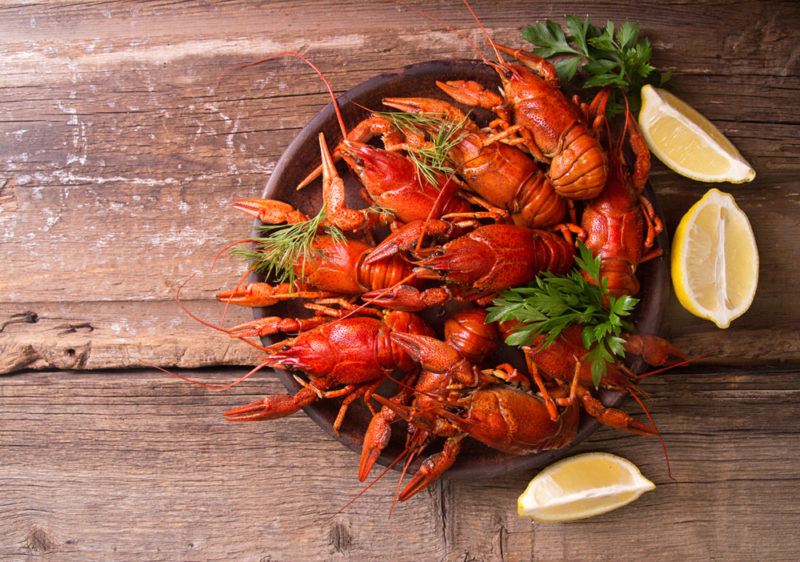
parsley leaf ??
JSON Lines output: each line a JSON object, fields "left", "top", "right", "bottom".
{"left": 521, "top": 16, "right": 670, "bottom": 115}
{"left": 486, "top": 241, "right": 639, "bottom": 387}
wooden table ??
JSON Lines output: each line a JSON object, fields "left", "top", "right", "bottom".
{"left": 2, "top": 1, "right": 799, "bottom": 560}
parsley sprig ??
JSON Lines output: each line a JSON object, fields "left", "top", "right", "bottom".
{"left": 521, "top": 16, "right": 670, "bottom": 115}
{"left": 232, "top": 204, "right": 345, "bottom": 286}
{"left": 486, "top": 242, "right": 638, "bottom": 386}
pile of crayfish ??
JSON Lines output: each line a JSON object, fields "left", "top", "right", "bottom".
{"left": 188, "top": 21, "right": 688, "bottom": 502}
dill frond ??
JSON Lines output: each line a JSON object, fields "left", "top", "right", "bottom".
{"left": 377, "top": 110, "right": 471, "bottom": 188}
{"left": 231, "top": 204, "right": 344, "bottom": 286}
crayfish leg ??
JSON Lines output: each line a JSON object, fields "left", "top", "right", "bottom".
{"left": 576, "top": 388, "right": 656, "bottom": 437}
{"left": 332, "top": 379, "right": 385, "bottom": 435}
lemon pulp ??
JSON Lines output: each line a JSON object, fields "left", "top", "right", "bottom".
{"left": 671, "top": 188, "right": 758, "bottom": 328}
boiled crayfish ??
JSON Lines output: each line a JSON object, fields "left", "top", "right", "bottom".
{"left": 173, "top": 16, "right": 689, "bottom": 507}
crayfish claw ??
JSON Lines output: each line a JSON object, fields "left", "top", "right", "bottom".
{"left": 390, "top": 332, "right": 462, "bottom": 375}
{"left": 436, "top": 80, "right": 503, "bottom": 110}
{"left": 224, "top": 387, "right": 320, "bottom": 422}
{"left": 399, "top": 436, "right": 463, "bottom": 501}
{"left": 216, "top": 282, "right": 284, "bottom": 307}
{"left": 625, "top": 335, "right": 686, "bottom": 367}
{"left": 365, "top": 219, "right": 452, "bottom": 264}
{"left": 217, "top": 283, "right": 334, "bottom": 309}
{"left": 231, "top": 198, "right": 308, "bottom": 225}
{"left": 362, "top": 285, "right": 449, "bottom": 312}
{"left": 358, "top": 404, "right": 400, "bottom": 481}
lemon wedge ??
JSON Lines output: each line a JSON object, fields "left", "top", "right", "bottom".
{"left": 639, "top": 85, "right": 755, "bottom": 183}
{"left": 671, "top": 188, "right": 758, "bottom": 328}
{"left": 517, "top": 453, "right": 655, "bottom": 522}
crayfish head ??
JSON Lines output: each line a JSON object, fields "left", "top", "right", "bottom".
{"left": 492, "top": 62, "right": 534, "bottom": 104}
{"left": 265, "top": 337, "right": 334, "bottom": 378}
{"left": 339, "top": 142, "right": 413, "bottom": 195}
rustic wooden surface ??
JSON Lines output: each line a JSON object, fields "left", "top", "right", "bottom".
{"left": 1, "top": 1, "right": 799, "bottom": 560}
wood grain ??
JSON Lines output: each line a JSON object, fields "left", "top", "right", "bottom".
{"left": 1, "top": 367, "right": 798, "bottom": 561}
{"left": 1, "top": 0, "right": 799, "bottom": 372}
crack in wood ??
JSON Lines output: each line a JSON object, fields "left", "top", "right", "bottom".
{"left": 430, "top": 479, "right": 455, "bottom": 558}
{"left": 490, "top": 512, "right": 508, "bottom": 562}
{"left": 55, "top": 322, "right": 94, "bottom": 335}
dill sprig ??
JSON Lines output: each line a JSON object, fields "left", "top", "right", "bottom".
{"left": 486, "top": 242, "right": 639, "bottom": 386}
{"left": 232, "top": 204, "right": 345, "bottom": 286}
{"left": 377, "top": 110, "right": 470, "bottom": 187}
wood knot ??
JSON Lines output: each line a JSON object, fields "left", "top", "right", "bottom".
{"left": 23, "top": 526, "right": 56, "bottom": 554}
{"left": 328, "top": 520, "right": 352, "bottom": 554}
{"left": 0, "top": 311, "right": 39, "bottom": 333}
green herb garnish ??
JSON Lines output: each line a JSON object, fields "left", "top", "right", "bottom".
{"left": 521, "top": 16, "right": 670, "bottom": 115}
{"left": 486, "top": 242, "right": 638, "bottom": 386}
{"left": 233, "top": 204, "right": 345, "bottom": 286}
{"left": 377, "top": 110, "right": 470, "bottom": 187}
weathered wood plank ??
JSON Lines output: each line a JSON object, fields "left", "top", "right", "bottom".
{"left": 1, "top": 367, "right": 798, "bottom": 561}
{"left": 1, "top": 0, "right": 799, "bottom": 372}
{"left": 2, "top": 298, "right": 799, "bottom": 376}
{"left": 2, "top": 2, "right": 800, "bottom": 560}
{"left": 0, "top": 301, "right": 262, "bottom": 374}
{"left": 0, "top": 370, "right": 449, "bottom": 562}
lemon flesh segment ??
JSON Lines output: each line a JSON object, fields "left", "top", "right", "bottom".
{"left": 671, "top": 189, "right": 758, "bottom": 328}
{"left": 517, "top": 453, "right": 655, "bottom": 522}
{"left": 639, "top": 85, "right": 755, "bottom": 183}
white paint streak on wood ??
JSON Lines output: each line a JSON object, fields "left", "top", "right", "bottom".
{"left": 2, "top": 35, "right": 367, "bottom": 85}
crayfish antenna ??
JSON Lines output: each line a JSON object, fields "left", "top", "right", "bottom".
{"left": 410, "top": 7, "right": 493, "bottom": 66}
{"left": 210, "top": 238, "right": 257, "bottom": 273}
{"left": 635, "top": 352, "right": 711, "bottom": 380}
{"left": 219, "top": 262, "right": 259, "bottom": 325}
{"left": 461, "top": 0, "right": 504, "bottom": 65}
{"left": 223, "top": 50, "right": 348, "bottom": 140}
{"left": 175, "top": 275, "right": 272, "bottom": 354}
{"left": 153, "top": 358, "right": 272, "bottom": 391}
{"left": 389, "top": 443, "right": 422, "bottom": 516}
{"left": 332, "top": 448, "right": 410, "bottom": 517}
{"left": 627, "top": 385, "right": 673, "bottom": 480}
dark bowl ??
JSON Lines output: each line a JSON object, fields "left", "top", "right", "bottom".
{"left": 250, "top": 60, "right": 669, "bottom": 480}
